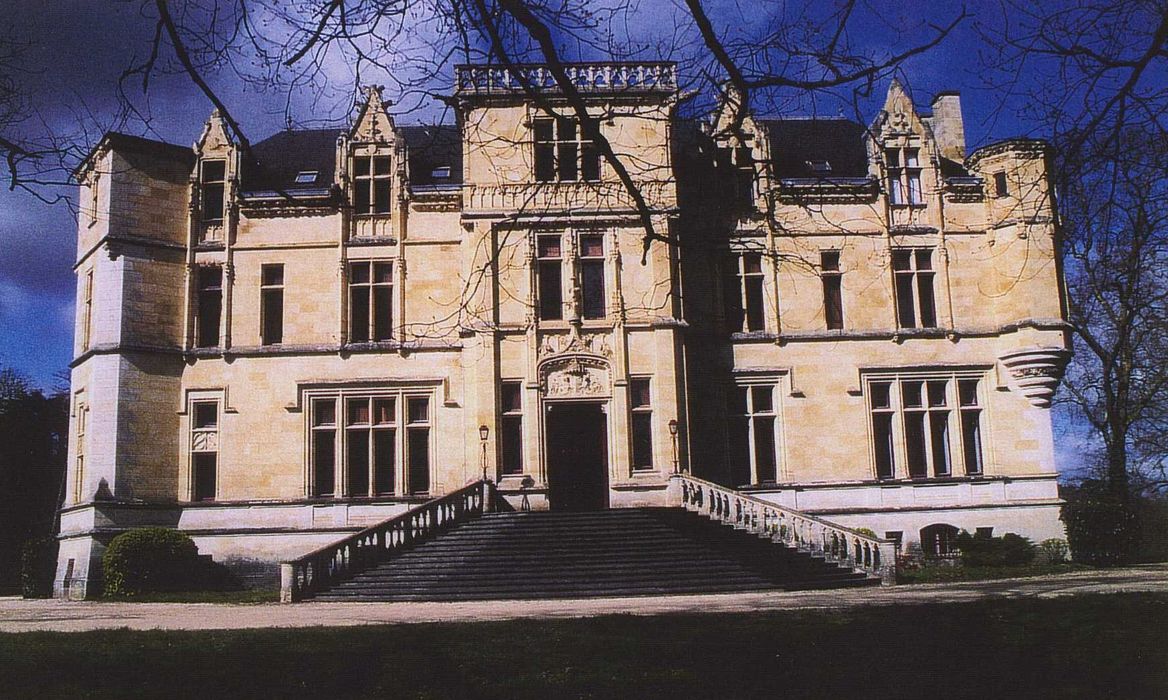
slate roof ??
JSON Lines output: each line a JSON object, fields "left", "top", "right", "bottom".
{"left": 758, "top": 118, "right": 871, "bottom": 179}
{"left": 239, "top": 125, "right": 463, "bottom": 195}
{"left": 76, "top": 133, "right": 194, "bottom": 178}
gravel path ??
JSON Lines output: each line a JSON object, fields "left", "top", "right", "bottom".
{"left": 2, "top": 564, "right": 1166, "bottom": 633}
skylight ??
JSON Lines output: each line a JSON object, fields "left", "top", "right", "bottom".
{"left": 294, "top": 170, "right": 319, "bottom": 184}
{"left": 431, "top": 166, "right": 452, "bottom": 180}
{"left": 806, "top": 160, "right": 832, "bottom": 175}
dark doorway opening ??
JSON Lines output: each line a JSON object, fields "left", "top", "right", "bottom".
{"left": 545, "top": 402, "right": 609, "bottom": 511}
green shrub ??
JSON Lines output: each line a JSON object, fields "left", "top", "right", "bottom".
{"left": 102, "top": 528, "right": 201, "bottom": 597}
{"left": 1061, "top": 489, "right": 1140, "bottom": 566}
{"left": 21, "top": 537, "right": 58, "bottom": 598}
{"left": 955, "top": 530, "right": 1036, "bottom": 567}
{"left": 1038, "top": 538, "right": 1070, "bottom": 565}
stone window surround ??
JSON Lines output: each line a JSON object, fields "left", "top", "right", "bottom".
{"left": 534, "top": 229, "right": 613, "bottom": 323}
{"left": 184, "top": 389, "right": 224, "bottom": 502}
{"left": 727, "top": 374, "right": 786, "bottom": 486}
{"left": 302, "top": 385, "right": 438, "bottom": 499}
{"left": 862, "top": 369, "right": 989, "bottom": 483}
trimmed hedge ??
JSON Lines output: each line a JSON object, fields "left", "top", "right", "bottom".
{"left": 955, "top": 531, "right": 1036, "bottom": 567}
{"left": 102, "top": 528, "right": 202, "bottom": 597}
{"left": 21, "top": 537, "right": 58, "bottom": 598}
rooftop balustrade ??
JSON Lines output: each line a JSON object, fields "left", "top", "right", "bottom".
{"left": 456, "top": 62, "right": 678, "bottom": 95}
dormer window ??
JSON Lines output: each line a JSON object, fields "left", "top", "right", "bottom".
{"left": 353, "top": 155, "right": 391, "bottom": 215}
{"left": 886, "top": 148, "right": 923, "bottom": 205}
{"left": 807, "top": 160, "right": 832, "bottom": 176}
{"left": 200, "top": 160, "right": 226, "bottom": 222}
{"left": 295, "top": 170, "right": 319, "bottom": 184}
{"left": 431, "top": 166, "right": 451, "bottom": 180}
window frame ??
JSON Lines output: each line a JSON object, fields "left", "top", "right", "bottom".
{"left": 578, "top": 233, "right": 607, "bottom": 320}
{"left": 885, "top": 147, "right": 924, "bottom": 206}
{"left": 80, "top": 268, "right": 94, "bottom": 351}
{"left": 532, "top": 116, "right": 601, "bottom": 183}
{"left": 189, "top": 398, "right": 220, "bottom": 502}
{"left": 500, "top": 381, "right": 524, "bottom": 476}
{"left": 820, "top": 250, "right": 844, "bottom": 330}
{"left": 352, "top": 154, "right": 393, "bottom": 216}
{"left": 864, "top": 371, "right": 988, "bottom": 481}
{"left": 199, "top": 159, "right": 227, "bottom": 223}
{"left": 726, "top": 378, "right": 783, "bottom": 486}
{"left": 724, "top": 251, "right": 767, "bottom": 333}
{"left": 306, "top": 388, "right": 436, "bottom": 499}
{"left": 348, "top": 260, "right": 394, "bottom": 343}
{"left": 260, "top": 263, "right": 284, "bottom": 346}
{"left": 629, "top": 377, "right": 654, "bottom": 472}
{"left": 892, "top": 247, "right": 938, "bottom": 329}
{"left": 194, "top": 265, "right": 223, "bottom": 348}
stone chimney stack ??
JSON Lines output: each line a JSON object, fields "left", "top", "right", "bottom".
{"left": 930, "top": 92, "right": 966, "bottom": 162}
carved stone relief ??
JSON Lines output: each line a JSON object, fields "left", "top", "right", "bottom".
{"left": 540, "top": 356, "right": 610, "bottom": 398}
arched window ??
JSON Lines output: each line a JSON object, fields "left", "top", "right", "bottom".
{"left": 920, "top": 523, "right": 959, "bottom": 558}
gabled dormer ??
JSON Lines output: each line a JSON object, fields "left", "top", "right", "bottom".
{"left": 193, "top": 110, "right": 238, "bottom": 246}
{"left": 341, "top": 86, "right": 401, "bottom": 241}
{"left": 706, "top": 84, "right": 770, "bottom": 216}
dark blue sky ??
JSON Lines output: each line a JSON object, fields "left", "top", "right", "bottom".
{"left": 3, "top": 0, "right": 1091, "bottom": 464}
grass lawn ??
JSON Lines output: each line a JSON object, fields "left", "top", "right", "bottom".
{"left": 3, "top": 593, "right": 1167, "bottom": 698}
{"left": 897, "top": 562, "right": 1090, "bottom": 584}
{"left": 98, "top": 588, "right": 280, "bottom": 604}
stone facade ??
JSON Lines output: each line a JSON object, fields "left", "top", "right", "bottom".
{"left": 55, "top": 65, "right": 1069, "bottom": 597}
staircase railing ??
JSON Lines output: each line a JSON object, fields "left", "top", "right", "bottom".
{"left": 669, "top": 474, "right": 896, "bottom": 585}
{"left": 280, "top": 480, "right": 494, "bottom": 602}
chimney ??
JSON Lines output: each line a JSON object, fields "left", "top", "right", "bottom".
{"left": 930, "top": 92, "right": 966, "bottom": 163}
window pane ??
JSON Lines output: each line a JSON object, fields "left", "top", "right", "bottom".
{"left": 373, "top": 180, "right": 391, "bottom": 213}
{"left": 930, "top": 412, "right": 952, "bottom": 476}
{"left": 558, "top": 142, "right": 578, "bottom": 181}
{"left": 193, "top": 402, "right": 217, "bottom": 429}
{"left": 581, "top": 143, "right": 600, "bottom": 181}
{"left": 744, "top": 276, "right": 765, "bottom": 331}
{"left": 723, "top": 261, "right": 744, "bottom": 330}
{"left": 580, "top": 235, "right": 604, "bottom": 257}
{"left": 408, "top": 428, "right": 430, "bottom": 494}
{"left": 372, "top": 286, "right": 393, "bottom": 340}
{"left": 873, "top": 413, "right": 895, "bottom": 479}
{"left": 581, "top": 260, "right": 606, "bottom": 319}
{"left": 908, "top": 172, "right": 923, "bottom": 203}
{"left": 927, "top": 380, "right": 948, "bottom": 407}
{"left": 197, "top": 277, "right": 222, "bottom": 348}
{"left": 915, "top": 249, "right": 933, "bottom": 270}
{"left": 895, "top": 273, "right": 917, "bottom": 328}
{"left": 201, "top": 160, "right": 226, "bottom": 182}
{"left": 630, "top": 379, "right": 651, "bottom": 409}
{"left": 350, "top": 262, "right": 371, "bottom": 284}
{"left": 407, "top": 397, "right": 429, "bottom": 424}
{"left": 193, "top": 453, "right": 217, "bottom": 501}
{"left": 374, "top": 398, "right": 396, "bottom": 425}
{"left": 354, "top": 181, "right": 371, "bottom": 214}
{"left": 905, "top": 412, "right": 927, "bottom": 478}
{"left": 502, "top": 415, "right": 523, "bottom": 475}
{"left": 962, "top": 410, "right": 984, "bottom": 475}
{"left": 313, "top": 399, "right": 336, "bottom": 427}
{"left": 902, "top": 381, "right": 923, "bottom": 408}
{"left": 261, "top": 288, "right": 283, "bottom": 345}
{"left": 538, "top": 262, "right": 563, "bottom": 320}
{"left": 917, "top": 273, "right": 937, "bottom": 327}
{"left": 353, "top": 157, "right": 370, "bottom": 177}
{"left": 373, "top": 156, "right": 391, "bottom": 175}
{"left": 994, "top": 171, "right": 1009, "bottom": 198}
{"left": 374, "top": 428, "right": 395, "bottom": 494}
{"left": 348, "top": 430, "right": 370, "bottom": 497}
{"left": 374, "top": 262, "right": 394, "bottom": 283}
{"left": 891, "top": 250, "right": 912, "bottom": 271}
{"left": 753, "top": 416, "right": 777, "bottom": 482}
{"left": 820, "top": 251, "right": 840, "bottom": 272}
{"left": 743, "top": 253, "right": 763, "bottom": 274}
{"left": 533, "top": 119, "right": 554, "bottom": 142}
{"left": 870, "top": 382, "right": 892, "bottom": 410}
{"left": 349, "top": 286, "right": 370, "bottom": 342}
{"left": 313, "top": 430, "right": 335, "bottom": 496}
{"left": 632, "top": 412, "right": 653, "bottom": 469}
{"left": 959, "top": 379, "right": 980, "bottom": 407}
{"left": 823, "top": 275, "right": 843, "bottom": 330}
{"left": 262, "top": 264, "right": 284, "bottom": 286}
{"left": 905, "top": 149, "right": 919, "bottom": 168}
{"left": 534, "top": 144, "right": 556, "bottom": 182}
{"left": 502, "top": 383, "right": 523, "bottom": 413}
{"left": 537, "top": 236, "right": 561, "bottom": 258}
{"left": 347, "top": 399, "right": 370, "bottom": 426}
{"left": 728, "top": 386, "right": 748, "bottom": 414}
{"left": 885, "top": 149, "right": 900, "bottom": 167}
{"left": 751, "top": 385, "right": 773, "bottom": 413}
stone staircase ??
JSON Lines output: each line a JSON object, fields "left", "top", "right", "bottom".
{"left": 311, "top": 507, "right": 877, "bottom": 602}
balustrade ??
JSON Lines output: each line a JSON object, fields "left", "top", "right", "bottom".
{"left": 280, "top": 480, "right": 493, "bottom": 602}
{"left": 464, "top": 180, "right": 674, "bottom": 214}
{"left": 456, "top": 62, "right": 677, "bottom": 95}
{"left": 671, "top": 474, "right": 896, "bottom": 584}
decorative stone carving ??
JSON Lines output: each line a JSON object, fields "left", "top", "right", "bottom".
{"left": 998, "top": 347, "right": 1071, "bottom": 408}
{"left": 191, "top": 431, "right": 219, "bottom": 452}
{"left": 540, "top": 356, "right": 610, "bottom": 398}
{"left": 538, "top": 330, "right": 611, "bottom": 358}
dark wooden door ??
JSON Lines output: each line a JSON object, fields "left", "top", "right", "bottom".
{"left": 545, "top": 403, "right": 609, "bottom": 511}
